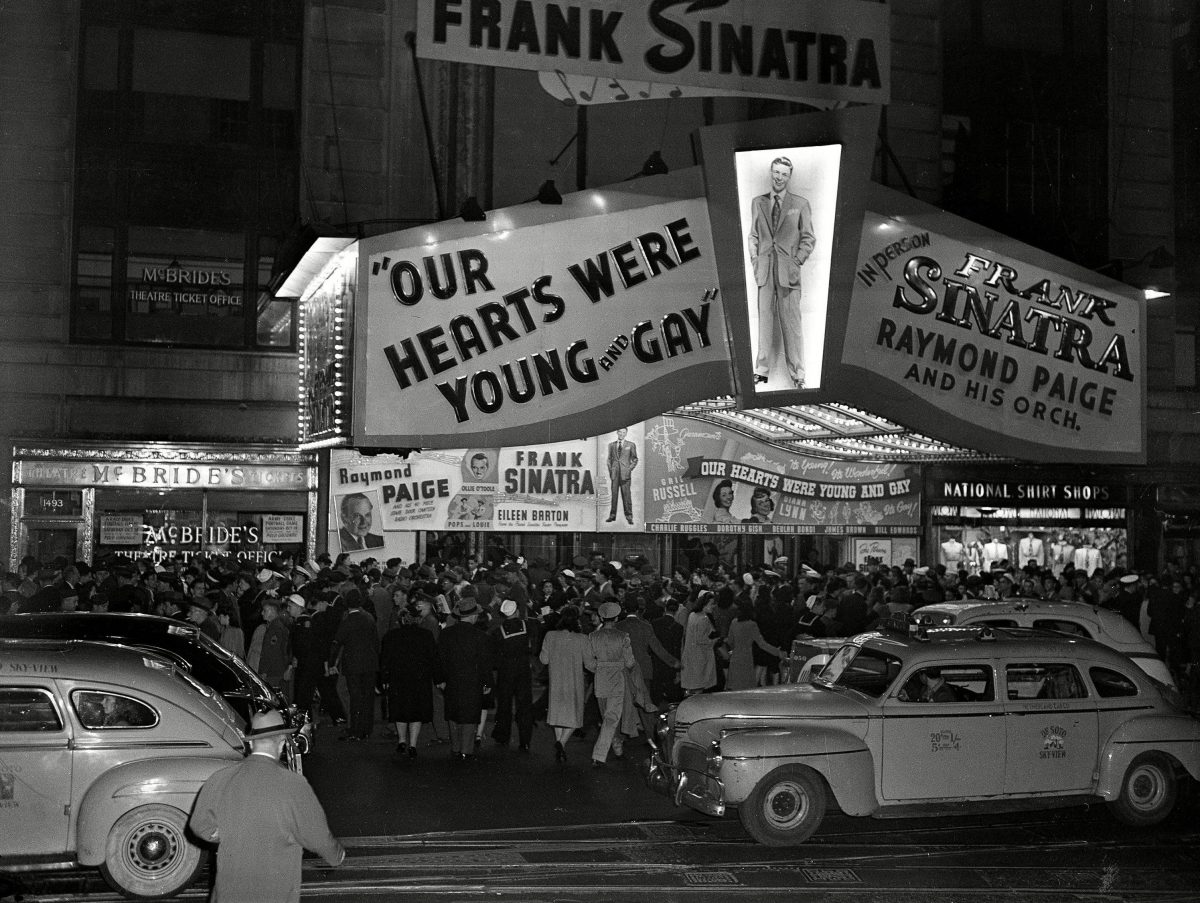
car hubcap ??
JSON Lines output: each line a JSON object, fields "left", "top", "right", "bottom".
{"left": 1129, "top": 765, "right": 1166, "bottom": 811}
{"left": 128, "top": 823, "right": 178, "bottom": 873}
{"left": 765, "top": 781, "right": 808, "bottom": 829}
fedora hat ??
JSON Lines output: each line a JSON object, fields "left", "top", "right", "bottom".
{"left": 245, "top": 709, "right": 293, "bottom": 739}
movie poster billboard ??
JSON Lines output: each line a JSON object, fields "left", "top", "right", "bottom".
{"left": 639, "top": 415, "right": 919, "bottom": 535}
{"left": 329, "top": 443, "right": 600, "bottom": 551}
{"left": 354, "top": 186, "right": 732, "bottom": 448}
{"left": 834, "top": 190, "right": 1146, "bottom": 464}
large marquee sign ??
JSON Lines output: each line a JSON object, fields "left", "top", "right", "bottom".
{"left": 354, "top": 180, "right": 732, "bottom": 447}
{"left": 416, "top": 0, "right": 890, "bottom": 107}
{"left": 832, "top": 189, "right": 1146, "bottom": 464}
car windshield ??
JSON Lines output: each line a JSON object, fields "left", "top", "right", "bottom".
{"left": 814, "top": 644, "right": 903, "bottom": 698}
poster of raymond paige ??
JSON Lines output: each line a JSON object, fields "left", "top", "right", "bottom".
{"left": 837, "top": 209, "right": 1145, "bottom": 463}
{"left": 639, "top": 414, "right": 919, "bottom": 535}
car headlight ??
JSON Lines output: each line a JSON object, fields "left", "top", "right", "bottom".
{"left": 654, "top": 711, "right": 671, "bottom": 747}
{"left": 707, "top": 738, "right": 723, "bottom": 770}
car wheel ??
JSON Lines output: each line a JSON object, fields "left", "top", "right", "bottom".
{"left": 738, "top": 764, "right": 827, "bottom": 846}
{"left": 100, "top": 804, "right": 204, "bottom": 899}
{"left": 1110, "top": 753, "right": 1177, "bottom": 827}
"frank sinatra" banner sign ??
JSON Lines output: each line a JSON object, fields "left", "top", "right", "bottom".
{"left": 416, "top": 0, "right": 890, "bottom": 106}
{"left": 837, "top": 206, "right": 1145, "bottom": 463}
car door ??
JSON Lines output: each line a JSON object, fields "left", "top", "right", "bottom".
{"left": 881, "top": 662, "right": 1005, "bottom": 801}
{"left": 0, "top": 684, "right": 72, "bottom": 856}
{"left": 1002, "top": 661, "right": 1098, "bottom": 794}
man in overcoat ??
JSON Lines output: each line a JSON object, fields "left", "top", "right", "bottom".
{"left": 189, "top": 709, "right": 344, "bottom": 902}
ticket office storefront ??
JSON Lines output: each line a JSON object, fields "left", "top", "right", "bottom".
{"left": 923, "top": 467, "right": 1131, "bottom": 576}
{"left": 10, "top": 443, "right": 317, "bottom": 569}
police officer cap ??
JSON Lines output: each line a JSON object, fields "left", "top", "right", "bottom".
{"left": 598, "top": 601, "right": 621, "bottom": 620}
{"left": 500, "top": 599, "right": 518, "bottom": 617}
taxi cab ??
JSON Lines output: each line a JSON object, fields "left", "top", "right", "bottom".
{"left": 647, "top": 624, "right": 1200, "bottom": 847}
{"left": 0, "top": 639, "right": 246, "bottom": 898}
{"left": 0, "top": 613, "right": 312, "bottom": 769}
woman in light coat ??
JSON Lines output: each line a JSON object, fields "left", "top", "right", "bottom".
{"left": 539, "top": 605, "right": 590, "bottom": 762}
{"left": 680, "top": 591, "right": 719, "bottom": 695}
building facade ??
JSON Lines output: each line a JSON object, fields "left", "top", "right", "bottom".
{"left": 2, "top": 1, "right": 1196, "bottom": 570}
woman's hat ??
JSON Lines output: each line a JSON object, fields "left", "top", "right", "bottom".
{"left": 245, "top": 709, "right": 293, "bottom": 739}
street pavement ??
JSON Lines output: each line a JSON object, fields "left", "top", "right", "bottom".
{"left": 6, "top": 716, "right": 1200, "bottom": 902}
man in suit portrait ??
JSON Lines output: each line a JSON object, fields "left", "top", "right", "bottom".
{"left": 605, "top": 427, "right": 638, "bottom": 525}
{"left": 748, "top": 155, "right": 816, "bottom": 389}
{"left": 338, "top": 492, "right": 385, "bottom": 552}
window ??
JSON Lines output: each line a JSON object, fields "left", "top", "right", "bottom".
{"left": 819, "top": 646, "right": 903, "bottom": 698}
{"left": 72, "top": 4, "right": 302, "bottom": 350}
{"left": 1006, "top": 663, "right": 1087, "bottom": 700}
{"left": 897, "top": 665, "right": 994, "bottom": 703}
{"left": 1089, "top": 666, "right": 1139, "bottom": 699}
{"left": 72, "top": 690, "right": 158, "bottom": 729}
{"left": 0, "top": 688, "right": 63, "bottom": 732}
{"left": 1032, "top": 619, "right": 1092, "bottom": 639}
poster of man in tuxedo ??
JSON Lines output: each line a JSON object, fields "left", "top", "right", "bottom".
{"left": 735, "top": 145, "right": 841, "bottom": 393}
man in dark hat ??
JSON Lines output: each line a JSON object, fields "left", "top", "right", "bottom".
{"left": 189, "top": 709, "right": 344, "bottom": 902}
{"left": 186, "top": 594, "right": 222, "bottom": 642}
{"left": 437, "top": 597, "right": 495, "bottom": 760}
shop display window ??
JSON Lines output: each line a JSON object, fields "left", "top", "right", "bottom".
{"left": 934, "top": 524, "right": 1128, "bottom": 581}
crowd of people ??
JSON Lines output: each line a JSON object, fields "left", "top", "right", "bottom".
{"left": 5, "top": 545, "right": 1200, "bottom": 759}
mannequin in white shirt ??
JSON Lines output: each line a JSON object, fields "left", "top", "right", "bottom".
{"left": 1017, "top": 532, "right": 1044, "bottom": 568}
{"left": 1049, "top": 533, "right": 1073, "bottom": 578}
{"left": 940, "top": 533, "right": 965, "bottom": 570}
{"left": 1073, "top": 533, "right": 1101, "bottom": 576}
{"left": 981, "top": 534, "right": 1009, "bottom": 571}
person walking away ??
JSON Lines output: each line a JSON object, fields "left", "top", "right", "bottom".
{"left": 380, "top": 604, "right": 438, "bottom": 758}
{"left": 680, "top": 592, "right": 720, "bottom": 695}
{"left": 726, "top": 602, "right": 783, "bottom": 690}
{"left": 488, "top": 598, "right": 538, "bottom": 751}
{"left": 585, "top": 601, "right": 636, "bottom": 767}
{"left": 311, "top": 592, "right": 347, "bottom": 727}
{"left": 329, "top": 588, "right": 379, "bottom": 741}
{"left": 539, "top": 605, "right": 589, "bottom": 762}
{"left": 188, "top": 709, "right": 344, "bottom": 902}
{"left": 437, "top": 597, "right": 495, "bottom": 760}
{"left": 616, "top": 597, "right": 679, "bottom": 742}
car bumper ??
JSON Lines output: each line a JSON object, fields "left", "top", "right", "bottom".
{"left": 644, "top": 749, "right": 726, "bottom": 817}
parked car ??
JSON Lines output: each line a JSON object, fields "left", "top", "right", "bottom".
{"left": 0, "top": 612, "right": 311, "bottom": 768}
{"left": 647, "top": 624, "right": 1200, "bottom": 846}
{"left": 0, "top": 639, "right": 246, "bottom": 897}
{"left": 785, "top": 599, "right": 1174, "bottom": 687}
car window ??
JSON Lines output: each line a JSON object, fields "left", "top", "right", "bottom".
{"left": 817, "top": 645, "right": 903, "bottom": 698}
{"left": 975, "top": 619, "right": 1019, "bottom": 629}
{"left": 1032, "top": 619, "right": 1092, "bottom": 639}
{"left": 0, "top": 687, "right": 63, "bottom": 732}
{"left": 1006, "top": 663, "right": 1088, "bottom": 700}
{"left": 897, "top": 665, "right": 994, "bottom": 703}
{"left": 1089, "top": 666, "right": 1139, "bottom": 698}
{"left": 72, "top": 690, "right": 158, "bottom": 729}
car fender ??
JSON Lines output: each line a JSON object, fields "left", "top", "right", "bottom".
{"left": 75, "top": 754, "right": 240, "bottom": 866}
{"left": 1095, "top": 715, "right": 1200, "bottom": 800}
{"left": 717, "top": 727, "right": 878, "bottom": 816}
